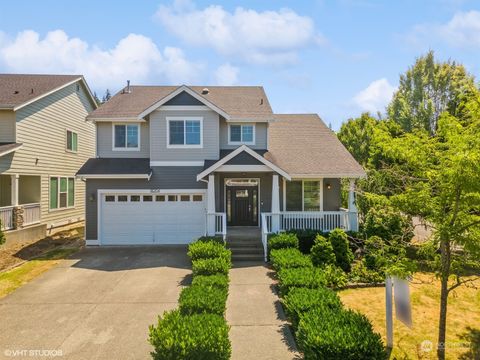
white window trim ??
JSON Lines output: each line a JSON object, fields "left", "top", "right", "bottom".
{"left": 66, "top": 129, "right": 78, "bottom": 153}
{"left": 285, "top": 179, "right": 323, "bottom": 212}
{"left": 112, "top": 123, "right": 141, "bottom": 151}
{"left": 228, "top": 123, "right": 256, "bottom": 145}
{"left": 166, "top": 116, "right": 203, "bottom": 149}
{"left": 48, "top": 176, "right": 76, "bottom": 212}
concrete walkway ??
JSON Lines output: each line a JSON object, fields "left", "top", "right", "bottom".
{"left": 226, "top": 262, "right": 299, "bottom": 360}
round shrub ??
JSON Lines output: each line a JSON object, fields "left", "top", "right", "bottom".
{"left": 270, "top": 248, "right": 313, "bottom": 271}
{"left": 310, "top": 235, "right": 336, "bottom": 267}
{"left": 195, "top": 236, "right": 225, "bottom": 244}
{"left": 296, "top": 307, "right": 386, "bottom": 360}
{"left": 348, "top": 261, "right": 384, "bottom": 284}
{"left": 179, "top": 285, "right": 228, "bottom": 316}
{"left": 329, "top": 229, "right": 354, "bottom": 272}
{"left": 282, "top": 287, "right": 342, "bottom": 328}
{"left": 277, "top": 267, "right": 326, "bottom": 296}
{"left": 267, "top": 233, "right": 299, "bottom": 257}
{"left": 188, "top": 241, "right": 231, "bottom": 261}
{"left": 192, "top": 257, "right": 231, "bottom": 276}
{"left": 149, "top": 310, "right": 231, "bottom": 360}
{"left": 364, "top": 206, "right": 413, "bottom": 243}
{"left": 191, "top": 274, "right": 229, "bottom": 290}
{"left": 322, "top": 264, "right": 348, "bottom": 289}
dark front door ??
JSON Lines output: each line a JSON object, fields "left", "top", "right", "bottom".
{"left": 227, "top": 186, "right": 258, "bottom": 226}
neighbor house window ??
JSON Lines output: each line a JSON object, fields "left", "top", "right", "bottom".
{"left": 229, "top": 124, "right": 255, "bottom": 145}
{"left": 50, "top": 177, "right": 74, "bottom": 209}
{"left": 286, "top": 180, "right": 321, "bottom": 211}
{"left": 113, "top": 124, "right": 139, "bottom": 150}
{"left": 167, "top": 117, "right": 202, "bottom": 147}
{"left": 66, "top": 130, "right": 78, "bottom": 152}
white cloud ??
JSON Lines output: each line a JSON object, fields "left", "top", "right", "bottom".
{"left": 0, "top": 30, "right": 202, "bottom": 90}
{"left": 407, "top": 10, "right": 480, "bottom": 48}
{"left": 353, "top": 78, "right": 396, "bottom": 113}
{"left": 214, "top": 63, "right": 239, "bottom": 85}
{"left": 155, "top": 0, "right": 322, "bottom": 65}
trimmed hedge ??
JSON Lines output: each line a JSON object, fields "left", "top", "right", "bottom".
{"left": 191, "top": 274, "right": 229, "bottom": 290}
{"left": 297, "top": 307, "right": 386, "bottom": 360}
{"left": 329, "top": 229, "right": 354, "bottom": 272}
{"left": 270, "top": 248, "right": 313, "bottom": 271}
{"left": 277, "top": 267, "right": 326, "bottom": 296}
{"left": 149, "top": 310, "right": 231, "bottom": 360}
{"left": 267, "top": 233, "right": 299, "bottom": 257}
{"left": 310, "top": 235, "right": 336, "bottom": 267}
{"left": 282, "top": 287, "right": 342, "bottom": 328}
{"left": 188, "top": 241, "right": 231, "bottom": 261}
{"left": 196, "top": 236, "right": 225, "bottom": 244}
{"left": 179, "top": 285, "right": 228, "bottom": 316}
{"left": 192, "top": 257, "right": 231, "bottom": 276}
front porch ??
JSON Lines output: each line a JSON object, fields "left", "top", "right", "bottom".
{"left": 0, "top": 174, "right": 41, "bottom": 231}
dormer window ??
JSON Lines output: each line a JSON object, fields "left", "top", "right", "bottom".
{"left": 228, "top": 124, "right": 255, "bottom": 145}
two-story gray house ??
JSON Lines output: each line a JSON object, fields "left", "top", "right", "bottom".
{"left": 77, "top": 85, "right": 365, "bottom": 259}
{"left": 0, "top": 74, "right": 97, "bottom": 241}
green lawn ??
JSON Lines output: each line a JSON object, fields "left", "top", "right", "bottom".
{"left": 0, "top": 247, "right": 79, "bottom": 299}
{"left": 338, "top": 272, "right": 480, "bottom": 359}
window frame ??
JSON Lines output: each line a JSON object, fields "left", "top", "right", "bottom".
{"left": 166, "top": 116, "right": 203, "bottom": 149}
{"left": 285, "top": 179, "right": 324, "bottom": 212}
{"left": 228, "top": 123, "right": 256, "bottom": 145}
{"left": 66, "top": 129, "right": 78, "bottom": 153}
{"left": 49, "top": 176, "right": 75, "bottom": 211}
{"left": 112, "top": 123, "right": 141, "bottom": 151}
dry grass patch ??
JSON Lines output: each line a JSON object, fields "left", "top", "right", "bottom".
{"left": 339, "top": 272, "right": 480, "bottom": 360}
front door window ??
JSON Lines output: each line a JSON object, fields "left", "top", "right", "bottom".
{"left": 226, "top": 183, "right": 259, "bottom": 226}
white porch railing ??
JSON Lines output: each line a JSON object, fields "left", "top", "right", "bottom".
{"left": 214, "top": 213, "right": 227, "bottom": 241}
{"left": 0, "top": 206, "right": 14, "bottom": 230}
{"left": 260, "top": 210, "right": 356, "bottom": 262}
{"left": 23, "top": 203, "right": 41, "bottom": 226}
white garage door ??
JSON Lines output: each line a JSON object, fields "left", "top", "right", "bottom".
{"left": 99, "top": 191, "right": 206, "bottom": 245}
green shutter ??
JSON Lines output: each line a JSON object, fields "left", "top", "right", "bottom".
{"left": 72, "top": 132, "right": 78, "bottom": 152}
{"left": 50, "top": 177, "right": 58, "bottom": 209}
{"left": 68, "top": 178, "right": 75, "bottom": 207}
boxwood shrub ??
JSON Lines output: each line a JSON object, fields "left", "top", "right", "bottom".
{"left": 296, "top": 307, "right": 386, "bottom": 360}
{"left": 267, "top": 233, "right": 299, "bottom": 257}
{"left": 282, "top": 287, "right": 342, "bottom": 328}
{"left": 277, "top": 267, "right": 326, "bottom": 296}
{"left": 310, "top": 235, "right": 336, "bottom": 267}
{"left": 196, "top": 236, "right": 225, "bottom": 244}
{"left": 329, "top": 229, "right": 354, "bottom": 272}
{"left": 188, "top": 241, "right": 231, "bottom": 261}
{"left": 270, "top": 248, "right": 313, "bottom": 271}
{"left": 191, "top": 274, "right": 229, "bottom": 290}
{"left": 149, "top": 309, "right": 231, "bottom": 360}
{"left": 179, "top": 284, "right": 228, "bottom": 316}
{"left": 192, "top": 257, "right": 231, "bottom": 276}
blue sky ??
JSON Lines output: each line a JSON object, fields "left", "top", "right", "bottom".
{"left": 1, "top": 0, "right": 479, "bottom": 129}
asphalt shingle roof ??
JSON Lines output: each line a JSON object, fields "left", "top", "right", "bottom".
{"left": 76, "top": 158, "right": 151, "bottom": 176}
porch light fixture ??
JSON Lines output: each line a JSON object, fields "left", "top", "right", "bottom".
{"left": 89, "top": 193, "right": 96, "bottom": 202}
{"left": 326, "top": 183, "right": 331, "bottom": 190}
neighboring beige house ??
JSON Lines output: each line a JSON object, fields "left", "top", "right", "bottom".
{"left": 0, "top": 74, "right": 97, "bottom": 241}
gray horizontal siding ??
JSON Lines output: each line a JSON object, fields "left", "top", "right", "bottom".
{"left": 163, "top": 92, "right": 204, "bottom": 105}
{"left": 150, "top": 110, "right": 219, "bottom": 162}
{"left": 96, "top": 121, "right": 150, "bottom": 158}
{"left": 85, "top": 166, "right": 206, "bottom": 239}
{"left": 219, "top": 118, "right": 268, "bottom": 150}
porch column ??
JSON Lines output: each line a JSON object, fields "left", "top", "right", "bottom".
{"left": 11, "top": 174, "right": 19, "bottom": 206}
{"left": 207, "top": 174, "right": 216, "bottom": 236}
{"left": 348, "top": 179, "right": 358, "bottom": 231}
{"left": 271, "top": 174, "right": 280, "bottom": 233}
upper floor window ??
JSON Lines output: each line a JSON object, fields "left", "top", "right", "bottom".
{"left": 167, "top": 117, "right": 203, "bottom": 148}
{"left": 113, "top": 124, "right": 139, "bottom": 151}
{"left": 66, "top": 130, "right": 78, "bottom": 152}
{"left": 228, "top": 124, "right": 255, "bottom": 145}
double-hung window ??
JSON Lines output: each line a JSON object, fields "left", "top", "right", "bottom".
{"left": 167, "top": 117, "right": 202, "bottom": 148}
{"left": 113, "top": 124, "right": 140, "bottom": 150}
{"left": 66, "top": 130, "right": 78, "bottom": 152}
{"left": 228, "top": 124, "right": 255, "bottom": 145}
{"left": 50, "top": 177, "right": 75, "bottom": 209}
{"left": 286, "top": 180, "right": 321, "bottom": 211}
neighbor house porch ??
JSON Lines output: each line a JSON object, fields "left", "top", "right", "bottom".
{"left": 0, "top": 174, "right": 41, "bottom": 231}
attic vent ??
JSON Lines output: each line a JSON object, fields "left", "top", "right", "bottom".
{"left": 123, "top": 80, "right": 131, "bottom": 94}
{"left": 201, "top": 88, "right": 209, "bottom": 95}
{"left": 14, "top": 91, "right": 19, "bottom": 94}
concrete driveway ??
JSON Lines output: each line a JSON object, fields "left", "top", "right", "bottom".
{"left": 0, "top": 246, "right": 190, "bottom": 360}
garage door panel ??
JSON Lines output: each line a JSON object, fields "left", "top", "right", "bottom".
{"left": 100, "top": 192, "right": 206, "bottom": 245}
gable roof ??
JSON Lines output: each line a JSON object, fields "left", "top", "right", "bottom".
{"left": 87, "top": 85, "right": 273, "bottom": 121}
{"left": 265, "top": 114, "right": 366, "bottom": 178}
{"left": 0, "top": 74, "right": 97, "bottom": 111}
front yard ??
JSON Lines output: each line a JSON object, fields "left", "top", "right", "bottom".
{"left": 339, "top": 272, "right": 480, "bottom": 360}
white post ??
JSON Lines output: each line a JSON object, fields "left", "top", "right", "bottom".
{"left": 386, "top": 275, "right": 394, "bottom": 348}
{"left": 207, "top": 174, "right": 216, "bottom": 236}
{"left": 11, "top": 174, "right": 19, "bottom": 206}
{"left": 271, "top": 174, "right": 280, "bottom": 233}
{"left": 348, "top": 179, "right": 358, "bottom": 231}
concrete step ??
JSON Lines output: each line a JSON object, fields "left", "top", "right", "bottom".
{"left": 232, "top": 253, "right": 265, "bottom": 262}
{"left": 229, "top": 247, "right": 264, "bottom": 255}
{"left": 227, "top": 241, "right": 263, "bottom": 248}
